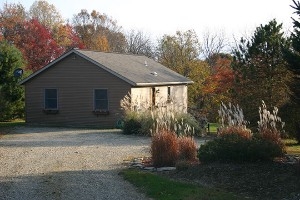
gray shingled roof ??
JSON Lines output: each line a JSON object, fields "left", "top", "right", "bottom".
{"left": 20, "top": 49, "right": 193, "bottom": 86}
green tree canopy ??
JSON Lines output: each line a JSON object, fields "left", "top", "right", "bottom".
{"left": 157, "top": 30, "right": 201, "bottom": 76}
{"left": 156, "top": 30, "right": 210, "bottom": 115}
{"left": 0, "top": 40, "right": 25, "bottom": 121}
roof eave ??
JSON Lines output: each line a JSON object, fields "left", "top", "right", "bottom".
{"left": 135, "top": 81, "right": 193, "bottom": 87}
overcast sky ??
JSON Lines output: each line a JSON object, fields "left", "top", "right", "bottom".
{"left": 2, "top": 0, "right": 297, "bottom": 41}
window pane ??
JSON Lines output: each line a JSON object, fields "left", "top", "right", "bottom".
{"left": 45, "top": 89, "right": 57, "bottom": 99}
{"left": 45, "top": 89, "right": 57, "bottom": 109}
{"left": 95, "top": 100, "right": 108, "bottom": 110}
{"left": 45, "top": 99, "right": 57, "bottom": 109}
{"left": 94, "top": 89, "right": 108, "bottom": 110}
{"left": 95, "top": 89, "right": 107, "bottom": 99}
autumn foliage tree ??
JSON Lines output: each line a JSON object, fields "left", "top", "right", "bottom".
{"left": 202, "top": 53, "right": 235, "bottom": 120}
{"left": 28, "top": 0, "right": 64, "bottom": 30}
{"left": 0, "top": 3, "right": 26, "bottom": 43}
{"left": 52, "top": 24, "right": 85, "bottom": 51}
{"left": 1, "top": 3, "right": 63, "bottom": 71}
{"left": 72, "top": 9, "right": 126, "bottom": 52}
{"left": 16, "top": 19, "right": 63, "bottom": 71}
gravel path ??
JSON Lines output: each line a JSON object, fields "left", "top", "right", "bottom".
{"left": 0, "top": 127, "right": 151, "bottom": 200}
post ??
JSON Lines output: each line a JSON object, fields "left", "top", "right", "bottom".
{"left": 207, "top": 123, "right": 210, "bottom": 135}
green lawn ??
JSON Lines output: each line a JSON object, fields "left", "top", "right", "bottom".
{"left": 206, "top": 123, "right": 219, "bottom": 135}
{"left": 120, "top": 169, "right": 245, "bottom": 200}
{"left": 284, "top": 139, "right": 300, "bottom": 155}
{"left": 0, "top": 119, "right": 25, "bottom": 128}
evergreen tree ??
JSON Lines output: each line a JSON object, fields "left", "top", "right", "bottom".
{"left": 232, "top": 19, "right": 291, "bottom": 128}
{"left": 283, "top": 0, "right": 300, "bottom": 138}
{"left": 0, "top": 40, "right": 25, "bottom": 121}
{"left": 286, "top": 0, "right": 300, "bottom": 105}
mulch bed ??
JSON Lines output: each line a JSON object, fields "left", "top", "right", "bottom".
{"left": 157, "top": 158, "right": 300, "bottom": 200}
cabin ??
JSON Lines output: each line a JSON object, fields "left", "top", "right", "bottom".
{"left": 20, "top": 49, "right": 193, "bottom": 128}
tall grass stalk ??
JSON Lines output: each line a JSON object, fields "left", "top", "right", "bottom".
{"left": 218, "top": 102, "right": 251, "bottom": 138}
{"left": 258, "top": 100, "right": 285, "bottom": 134}
{"left": 218, "top": 102, "right": 248, "bottom": 129}
{"left": 257, "top": 101, "right": 285, "bottom": 148}
{"left": 150, "top": 101, "right": 195, "bottom": 136}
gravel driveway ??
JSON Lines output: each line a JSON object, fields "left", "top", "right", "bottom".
{"left": 0, "top": 127, "right": 151, "bottom": 200}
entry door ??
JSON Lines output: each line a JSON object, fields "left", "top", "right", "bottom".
{"left": 151, "top": 87, "right": 156, "bottom": 107}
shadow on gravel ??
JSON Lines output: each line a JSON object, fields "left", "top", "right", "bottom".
{"left": 0, "top": 127, "right": 151, "bottom": 148}
{"left": 0, "top": 169, "right": 146, "bottom": 200}
{"left": 0, "top": 126, "right": 205, "bottom": 148}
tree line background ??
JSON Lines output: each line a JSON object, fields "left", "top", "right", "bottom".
{"left": 0, "top": 0, "right": 299, "bottom": 137}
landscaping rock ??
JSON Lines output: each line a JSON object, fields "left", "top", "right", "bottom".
{"left": 156, "top": 167, "right": 176, "bottom": 172}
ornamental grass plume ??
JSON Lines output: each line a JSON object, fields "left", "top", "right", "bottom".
{"left": 257, "top": 100, "right": 285, "bottom": 149}
{"left": 120, "top": 92, "right": 197, "bottom": 136}
{"left": 258, "top": 100, "right": 285, "bottom": 134}
{"left": 150, "top": 100, "right": 195, "bottom": 136}
{"left": 217, "top": 102, "right": 251, "bottom": 138}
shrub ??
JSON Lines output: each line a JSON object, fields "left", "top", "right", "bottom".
{"left": 259, "top": 128, "right": 285, "bottom": 152}
{"left": 177, "top": 136, "right": 197, "bottom": 161}
{"left": 249, "top": 133, "right": 285, "bottom": 161}
{"left": 138, "top": 111, "right": 154, "bottom": 136}
{"left": 151, "top": 130, "right": 179, "bottom": 167}
{"left": 123, "top": 112, "right": 142, "bottom": 135}
{"left": 122, "top": 111, "right": 153, "bottom": 135}
{"left": 197, "top": 133, "right": 285, "bottom": 162}
{"left": 123, "top": 118, "right": 141, "bottom": 135}
{"left": 175, "top": 160, "right": 192, "bottom": 171}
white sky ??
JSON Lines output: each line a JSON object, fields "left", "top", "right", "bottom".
{"left": 2, "top": 0, "right": 297, "bottom": 42}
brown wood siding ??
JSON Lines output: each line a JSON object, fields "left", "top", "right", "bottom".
{"left": 24, "top": 53, "right": 131, "bottom": 128}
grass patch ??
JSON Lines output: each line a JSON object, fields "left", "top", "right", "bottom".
{"left": 284, "top": 139, "right": 300, "bottom": 155}
{"left": 0, "top": 119, "right": 25, "bottom": 128}
{"left": 164, "top": 162, "right": 300, "bottom": 200}
{"left": 120, "top": 168, "right": 244, "bottom": 200}
{"left": 207, "top": 123, "right": 219, "bottom": 134}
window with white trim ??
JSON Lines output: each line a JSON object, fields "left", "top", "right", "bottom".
{"left": 44, "top": 89, "right": 58, "bottom": 109}
{"left": 94, "top": 89, "right": 108, "bottom": 110}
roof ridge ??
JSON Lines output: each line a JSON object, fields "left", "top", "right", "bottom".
{"left": 76, "top": 49, "right": 146, "bottom": 57}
